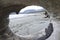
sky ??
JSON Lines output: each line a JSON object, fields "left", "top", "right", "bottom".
{"left": 9, "top": 5, "right": 45, "bottom": 19}
{"left": 19, "top": 5, "right": 45, "bottom": 13}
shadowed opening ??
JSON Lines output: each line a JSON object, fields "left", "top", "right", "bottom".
{"left": 8, "top": 5, "right": 53, "bottom": 40}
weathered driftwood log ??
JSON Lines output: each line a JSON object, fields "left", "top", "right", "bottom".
{"left": 0, "top": 0, "right": 60, "bottom": 40}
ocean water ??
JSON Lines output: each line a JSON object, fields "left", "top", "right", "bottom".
{"left": 9, "top": 12, "right": 50, "bottom": 39}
